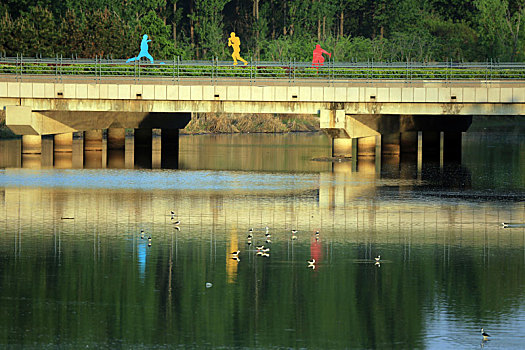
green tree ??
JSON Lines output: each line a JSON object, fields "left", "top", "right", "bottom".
{"left": 137, "top": 10, "right": 176, "bottom": 59}
{"left": 189, "top": 0, "right": 230, "bottom": 59}
{"left": 473, "top": 0, "right": 508, "bottom": 58}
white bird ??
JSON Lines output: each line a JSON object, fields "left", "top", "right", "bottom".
{"left": 375, "top": 255, "right": 381, "bottom": 262}
{"left": 173, "top": 220, "right": 180, "bottom": 226}
{"left": 307, "top": 258, "right": 316, "bottom": 269}
{"left": 231, "top": 250, "right": 240, "bottom": 256}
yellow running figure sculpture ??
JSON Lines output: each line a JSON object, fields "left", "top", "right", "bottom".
{"left": 228, "top": 32, "right": 248, "bottom": 65}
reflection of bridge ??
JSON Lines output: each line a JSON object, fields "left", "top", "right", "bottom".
{"left": 2, "top": 177, "right": 523, "bottom": 247}
{"left": 2, "top": 58, "right": 525, "bottom": 167}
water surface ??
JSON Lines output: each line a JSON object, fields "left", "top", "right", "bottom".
{"left": 0, "top": 132, "right": 524, "bottom": 349}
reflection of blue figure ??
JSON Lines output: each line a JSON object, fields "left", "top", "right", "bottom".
{"left": 137, "top": 240, "right": 146, "bottom": 280}
{"left": 126, "top": 34, "right": 154, "bottom": 63}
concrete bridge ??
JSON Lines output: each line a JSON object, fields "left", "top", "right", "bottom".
{"left": 2, "top": 59, "right": 525, "bottom": 166}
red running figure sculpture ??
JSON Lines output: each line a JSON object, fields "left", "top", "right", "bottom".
{"left": 312, "top": 44, "right": 331, "bottom": 70}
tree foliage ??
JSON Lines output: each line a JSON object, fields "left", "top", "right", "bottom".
{"left": 0, "top": 0, "right": 524, "bottom": 61}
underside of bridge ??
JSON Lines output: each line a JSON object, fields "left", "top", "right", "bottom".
{"left": 320, "top": 110, "right": 473, "bottom": 165}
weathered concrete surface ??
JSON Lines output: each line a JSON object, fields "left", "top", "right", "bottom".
{"left": 0, "top": 80, "right": 522, "bottom": 135}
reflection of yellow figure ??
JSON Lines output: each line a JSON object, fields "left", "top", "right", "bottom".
{"left": 228, "top": 32, "right": 248, "bottom": 65}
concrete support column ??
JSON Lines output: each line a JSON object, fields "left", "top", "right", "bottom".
{"left": 22, "top": 135, "right": 41, "bottom": 154}
{"left": 152, "top": 129, "right": 162, "bottom": 169}
{"left": 161, "top": 129, "right": 180, "bottom": 169}
{"left": 134, "top": 128, "right": 153, "bottom": 168}
{"left": 125, "top": 129, "right": 135, "bottom": 169}
{"left": 422, "top": 131, "right": 440, "bottom": 163}
{"left": 101, "top": 130, "right": 107, "bottom": 168}
{"left": 72, "top": 131, "right": 84, "bottom": 169}
{"left": 84, "top": 130, "right": 103, "bottom": 151}
{"left": 332, "top": 138, "right": 352, "bottom": 158}
{"left": 357, "top": 136, "right": 376, "bottom": 157}
{"left": 107, "top": 128, "right": 126, "bottom": 150}
{"left": 54, "top": 133, "right": 72, "bottom": 168}
{"left": 381, "top": 133, "right": 401, "bottom": 156}
{"left": 41, "top": 135, "right": 54, "bottom": 167}
{"left": 400, "top": 131, "right": 418, "bottom": 155}
{"left": 380, "top": 133, "right": 400, "bottom": 175}
{"left": 84, "top": 130, "right": 104, "bottom": 168}
{"left": 442, "top": 131, "right": 462, "bottom": 164}
{"left": 54, "top": 133, "right": 73, "bottom": 153}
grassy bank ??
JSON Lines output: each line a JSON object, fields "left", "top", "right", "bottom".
{"left": 182, "top": 113, "right": 320, "bottom": 134}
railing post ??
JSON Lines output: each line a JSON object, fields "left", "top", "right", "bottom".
{"left": 177, "top": 56, "right": 180, "bottom": 83}
{"left": 371, "top": 57, "right": 373, "bottom": 82}
{"left": 59, "top": 54, "right": 63, "bottom": 83}
{"left": 446, "top": 58, "right": 449, "bottom": 83}
{"left": 490, "top": 57, "right": 492, "bottom": 81}
{"left": 172, "top": 56, "right": 175, "bottom": 83}
{"left": 406, "top": 57, "right": 408, "bottom": 82}
{"left": 293, "top": 57, "right": 295, "bottom": 84}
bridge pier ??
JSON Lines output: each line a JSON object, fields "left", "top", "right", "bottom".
{"left": 22, "top": 135, "right": 41, "bottom": 154}
{"left": 54, "top": 133, "right": 72, "bottom": 168}
{"left": 161, "top": 129, "right": 180, "bottom": 169}
{"left": 125, "top": 129, "right": 135, "bottom": 169}
{"left": 15, "top": 128, "right": 182, "bottom": 169}
{"left": 41, "top": 135, "right": 54, "bottom": 167}
{"left": 332, "top": 138, "right": 352, "bottom": 158}
{"left": 334, "top": 130, "right": 464, "bottom": 174}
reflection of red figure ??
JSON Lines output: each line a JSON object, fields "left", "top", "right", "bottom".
{"left": 310, "top": 236, "right": 322, "bottom": 264}
{"left": 312, "top": 44, "right": 331, "bottom": 69}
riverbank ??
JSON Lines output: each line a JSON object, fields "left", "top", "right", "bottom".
{"left": 181, "top": 113, "right": 319, "bottom": 134}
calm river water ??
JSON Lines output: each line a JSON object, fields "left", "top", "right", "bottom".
{"left": 0, "top": 132, "right": 524, "bottom": 349}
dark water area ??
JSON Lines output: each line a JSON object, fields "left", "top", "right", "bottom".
{"left": 0, "top": 132, "right": 524, "bottom": 349}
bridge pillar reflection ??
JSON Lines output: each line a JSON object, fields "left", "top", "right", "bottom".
{"left": 338, "top": 130, "right": 464, "bottom": 175}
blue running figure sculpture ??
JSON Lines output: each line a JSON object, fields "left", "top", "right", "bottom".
{"left": 127, "top": 34, "right": 154, "bottom": 63}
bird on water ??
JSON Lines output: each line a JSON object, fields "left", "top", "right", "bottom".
{"left": 375, "top": 255, "right": 381, "bottom": 262}
{"left": 307, "top": 259, "right": 316, "bottom": 269}
{"left": 481, "top": 328, "right": 490, "bottom": 340}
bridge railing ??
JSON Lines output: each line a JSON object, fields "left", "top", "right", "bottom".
{"left": 1, "top": 55, "right": 525, "bottom": 84}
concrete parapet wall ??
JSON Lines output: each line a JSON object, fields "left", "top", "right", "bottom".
{"left": 1, "top": 81, "right": 525, "bottom": 104}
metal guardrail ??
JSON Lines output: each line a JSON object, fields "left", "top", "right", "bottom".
{"left": 1, "top": 55, "right": 525, "bottom": 84}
